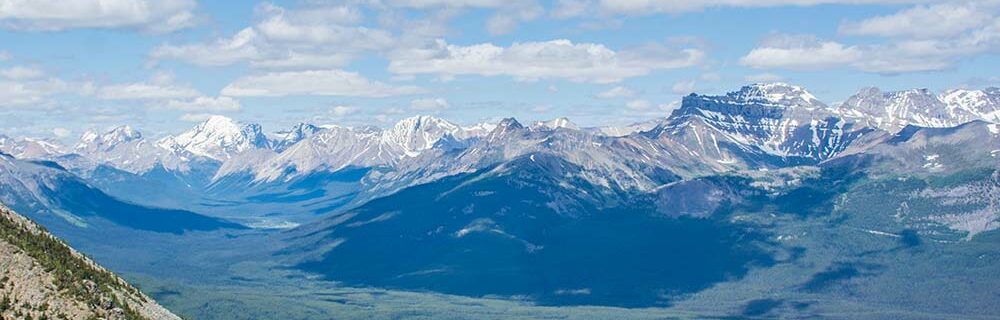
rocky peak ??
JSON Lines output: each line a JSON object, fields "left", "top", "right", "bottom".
{"left": 274, "top": 123, "right": 321, "bottom": 152}
{"left": 381, "top": 115, "right": 462, "bottom": 157}
{"left": 532, "top": 117, "right": 578, "bottom": 131}
{"left": 76, "top": 125, "right": 143, "bottom": 153}
{"left": 159, "top": 115, "right": 270, "bottom": 161}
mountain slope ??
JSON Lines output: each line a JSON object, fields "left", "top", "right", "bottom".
{"left": 0, "top": 152, "right": 243, "bottom": 234}
{"left": 649, "top": 83, "right": 879, "bottom": 167}
{"left": 0, "top": 204, "right": 180, "bottom": 320}
{"left": 285, "top": 153, "right": 774, "bottom": 307}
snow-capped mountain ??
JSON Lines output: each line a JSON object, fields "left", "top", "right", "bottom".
{"left": 273, "top": 123, "right": 321, "bottom": 152}
{"left": 0, "top": 135, "right": 66, "bottom": 159}
{"left": 532, "top": 117, "right": 579, "bottom": 131}
{"left": 157, "top": 115, "right": 271, "bottom": 161}
{"left": 216, "top": 115, "right": 487, "bottom": 182}
{"left": 71, "top": 125, "right": 191, "bottom": 174}
{"left": 941, "top": 87, "right": 1000, "bottom": 123}
{"left": 380, "top": 115, "right": 466, "bottom": 157}
{"left": 837, "top": 87, "right": 1000, "bottom": 132}
{"left": 590, "top": 119, "right": 660, "bottom": 137}
{"left": 649, "top": 83, "right": 875, "bottom": 165}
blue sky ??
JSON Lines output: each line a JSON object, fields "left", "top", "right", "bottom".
{"left": 1, "top": 0, "right": 999, "bottom": 140}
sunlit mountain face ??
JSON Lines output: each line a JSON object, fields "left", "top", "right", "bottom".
{"left": 2, "top": 1, "right": 1000, "bottom": 319}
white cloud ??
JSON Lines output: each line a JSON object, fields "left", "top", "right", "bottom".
{"left": 740, "top": 35, "right": 863, "bottom": 70}
{"left": 385, "top": 0, "right": 542, "bottom": 35}
{"left": 410, "top": 97, "right": 450, "bottom": 111}
{"left": 0, "top": 51, "right": 9, "bottom": 61}
{"left": 388, "top": 39, "right": 704, "bottom": 83}
{"left": 52, "top": 127, "right": 70, "bottom": 138}
{"left": 745, "top": 72, "right": 785, "bottom": 82}
{"left": 0, "top": 66, "right": 45, "bottom": 80}
{"left": 596, "top": 86, "right": 635, "bottom": 98}
{"left": 0, "top": 78, "right": 83, "bottom": 106}
{"left": 625, "top": 99, "right": 651, "bottom": 110}
{"left": 165, "top": 96, "right": 241, "bottom": 112}
{"left": 221, "top": 69, "right": 425, "bottom": 97}
{"left": 151, "top": 28, "right": 261, "bottom": 67}
{"left": 179, "top": 113, "right": 217, "bottom": 122}
{"left": 671, "top": 79, "right": 697, "bottom": 94}
{"left": 331, "top": 105, "right": 356, "bottom": 117}
{"left": 150, "top": 3, "right": 393, "bottom": 69}
{"left": 840, "top": 2, "right": 995, "bottom": 39}
{"left": 0, "top": 0, "right": 196, "bottom": 32}
{"left": 97, "top": 82, "right": 199, "bottom": 100}
{"left": 557, "top": 0, "right": 938, "bottom": 17}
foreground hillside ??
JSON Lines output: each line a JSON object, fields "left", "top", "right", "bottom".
{"left": 0, "top": 204, "right": 179, "bottom": 320}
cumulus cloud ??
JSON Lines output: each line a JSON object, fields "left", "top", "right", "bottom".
{"left": 671, "top": 79, "right": 697, "bottom": 94}
{"left": 179, "top": 113, "right": 217, "bottom": 122}
{"left": 839, "top": 2, "right": 995, "bottom": 39}
{"left": 596, "top": 86, "right": 635, "bottom": 98}
{"left": 165, "top": 96, "right": 241, "bottom": 112}
{"left": 388, "top": 39, "right": 704, "bottom": 83}
{"left": 151, "top": 28, "right": 261, "bottom": 67}
{"left": 555, "top": 0, "right": 937, "bottom": 17}
{"left": 625, "top": 99, "right": 651, "bottom": 110}
{"left": 385, "top": 0, "right": 542, "bottom": 35}
{"left": 742, "top": 2, "right": 1000, "bottom": 74}
{"left": 221, "top": 69, "right": 425, "bottom": 97}
{"left": 745, "top": 72, "right": 785, "bottom": 82}
{"left": 0, "top": 0, "right": 196, "bottom": 32}
{"left": 52, "top": 127, "right": 70, "bottom": 138}
{"left": 409, "top": 97, "right": 450, "bottom": 111}
{"left": 740, "top": 34, "right": 863, "bottom": 71}
{"left": 0, "top": 66, "right": 44, "bottom": 80}
{"left": 0, "top": 77, "right": 86, "bottom": 107}
{"left": 150, "top": 3, "right": 392, "bottom": 69}
{"left": 97, "top": 82, "right": 199, "bottom": 100}
{"left": 331, "top": 105, "right": 356, "bottom": 117}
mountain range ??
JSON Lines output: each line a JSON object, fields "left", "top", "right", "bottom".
{"left": 0, "top": 83, "right": 997, "bottom": 222}
{"left": 1, "top": 83, "right": 999, "bottom": 317}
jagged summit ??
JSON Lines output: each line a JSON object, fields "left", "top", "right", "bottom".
{"left": 730, "top": 82, "right": 826, "bottom": 109}
{"left": 837, "top": 86, "right": 1000, "bottom": 132}
{"left": 274, "top": 122, "right": 321, "bottom": 152}
{"left": 380, "top": 115, "right": 463, "bottom": 156}
{"left": 532, "top": 117, "right": 578, "bottom": 130}
{"left": 76, "top": 125, "right": 143, "bottom": 153}
{"left": 158, "top": 115, "right": 270, "bottom": 161}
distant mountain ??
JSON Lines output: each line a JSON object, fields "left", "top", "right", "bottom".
{"left": 0, "top": 135, "right": 66, "bottom": 159}
{"left": 216, "top": 115, "right": 486, "bottom": 183}
{"left": 837, "top": 87, "right": 1000, "bottom": 132}
{"left": 286, "top": 153, "right": 773, "bottom": 307}
{"left": 74, "top": 125, "right": 193, "bottom": 175}
{"left": 0, "top": 204, "right": 181, "bottom": 320}
{"left": 648, "top": 83, "right": 878, "bottom": 166}
{"left": 157, "top": 115, "right": 271, "bottom": 161}
{"left": 272, "top": 123, "right": 322, "bottom": 152}
{"left": 0, "top": 152, "right": 243, "bottom": 234}
{"left": 531, "top": 117, "right": 579, "bottom": 131}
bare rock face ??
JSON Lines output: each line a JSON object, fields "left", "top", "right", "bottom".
{"left": 0, "top": 204, "right": 180, "bottom": 320}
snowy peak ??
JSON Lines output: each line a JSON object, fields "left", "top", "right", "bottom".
{"left": 941, "top": 87, "right": 1000, "bottom": 122}
{"left": 486, "top": 118, "right": 525, "bottom": 141}
{"left": 729, "top": 82, "right": 826, "bottom": 109}
{"left": 837, "top": 87, "right": 996, "bottom": 132}
{"left": 160, "top": 115, "right": 270, "bottom": 161}
{"left": 380, "top": 115, "right": 462, "bottom": 156}
{"left": 532, "top": 117, "right": 579, "bottom": 131}
{"left": 76, "top": 125, "right": 143, "bottom": 153}
{"left": 274, "top": 122, "right": 321, "bottom": 152}
{"left": 0, "top": 135, "right": 66, "bottom": 159}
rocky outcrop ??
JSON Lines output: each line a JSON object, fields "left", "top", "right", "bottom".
{"left": 0, "top": 204, "right": 180, "bottom": 320}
